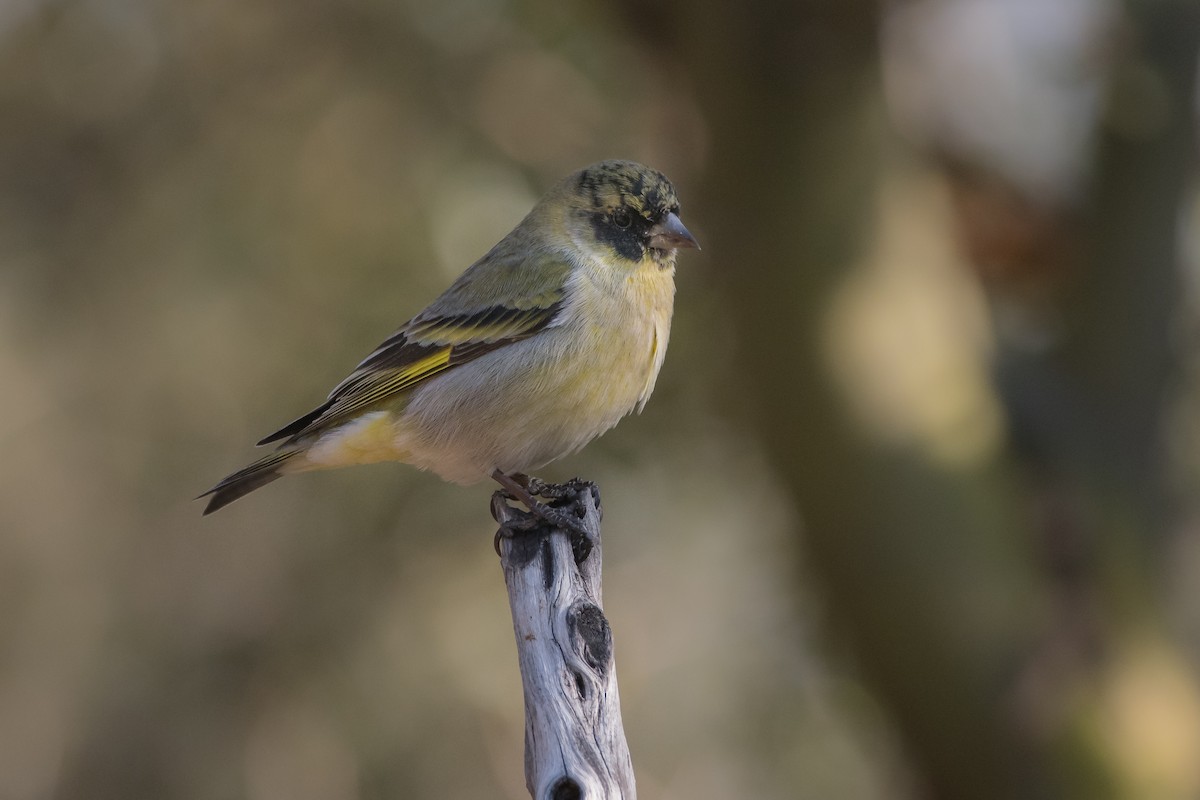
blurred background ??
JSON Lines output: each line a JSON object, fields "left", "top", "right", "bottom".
{"left": 1, "top": 0, "right": 1198, "bottom": 797}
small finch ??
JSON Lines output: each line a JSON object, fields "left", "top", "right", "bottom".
{"left": 201, "top": 160, "right": 698, "bottom": 517}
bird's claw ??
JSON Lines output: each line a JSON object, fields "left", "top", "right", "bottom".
{"left": 491, "top": 474, "right": 599, "bottom": 562}
{"left": 521, "top": 476, "right": 574, "bottom": 501}
{"left": 493, "top": 512, "right": 541, "bottom": 556}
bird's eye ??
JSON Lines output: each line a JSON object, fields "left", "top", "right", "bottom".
{"left": 612, "top": 209, "right": 632, "bottom": 229}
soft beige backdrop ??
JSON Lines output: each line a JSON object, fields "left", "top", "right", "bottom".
{"left": 1, "top": 1, "right": 1198, "bottom": 798}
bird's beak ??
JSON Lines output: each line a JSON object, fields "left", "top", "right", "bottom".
{"left": 648, "top": 212, "right": 700, "bottom": 251}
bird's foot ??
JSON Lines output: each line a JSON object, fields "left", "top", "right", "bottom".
{"left": 520, "top": 474, "right": 597, "bottom": 504}
{"left": 491, "top": 471, "right": 600, "bottom": 562}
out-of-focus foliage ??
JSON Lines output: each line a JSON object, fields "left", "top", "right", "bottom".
{"left": 2, "top": 0, "right": 1198, "bottom": 798}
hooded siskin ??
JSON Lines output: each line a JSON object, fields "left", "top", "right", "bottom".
{"left": 201, "top": 160, "right": 698, "bottom": 514}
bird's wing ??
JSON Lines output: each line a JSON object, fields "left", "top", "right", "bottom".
{"left": 257, "top": 248, "right": 573, "bottom": 446}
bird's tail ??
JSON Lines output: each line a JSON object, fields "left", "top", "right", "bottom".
{"left": 199, "top": 449, "right": 300, "bottom": 515}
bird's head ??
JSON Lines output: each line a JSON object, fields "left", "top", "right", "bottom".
{"left": 549, "top": 160, "right": 699, "bottom": 270}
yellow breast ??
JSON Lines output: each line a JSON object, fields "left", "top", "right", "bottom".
{"left": 564, "top": 258, "right": 675, "bottom": 411}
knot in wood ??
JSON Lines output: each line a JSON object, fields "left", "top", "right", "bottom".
{"left": 569, "top": 602, "right": 612, "bottom": 675}
{"left": 549, "top": 777, "right": 583, "bottom": 800}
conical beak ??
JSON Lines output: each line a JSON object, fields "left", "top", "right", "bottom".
{"left": 648, "top": 212, "right": 700, "bottom": 251}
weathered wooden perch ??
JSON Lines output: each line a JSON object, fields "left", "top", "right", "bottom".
{"left": 491, "top": 480, "right": 635, "bottom": 800}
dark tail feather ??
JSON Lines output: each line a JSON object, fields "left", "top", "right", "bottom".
{"left": 256, "top": 399, "right": 334, "bottom": 446}
{"left": 199, "top": 450, "right": 297, "bottom": 514}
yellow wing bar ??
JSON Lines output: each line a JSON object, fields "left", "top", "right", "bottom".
{"left": 260, "top": 300, "right": 565, "bottom": 446}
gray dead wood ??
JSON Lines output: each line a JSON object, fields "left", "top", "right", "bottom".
{"left": 491, "top": 481, "right": 635, "bottom": 800}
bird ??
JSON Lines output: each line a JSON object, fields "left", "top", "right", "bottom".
{"left": 200, "top": 160, "right": 699, "bottom": 518}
